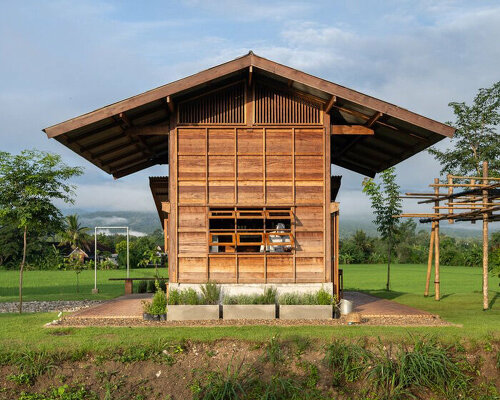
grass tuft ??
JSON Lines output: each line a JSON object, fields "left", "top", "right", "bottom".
{"left": 322, "top": 340, "right": 370, "bottom": 386}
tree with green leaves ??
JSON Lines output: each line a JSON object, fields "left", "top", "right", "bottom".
{"left": 362, "top": 167, "right": 402, "bottom": 290}
{"left": 59, "top": 214, "right": 90, "bottom": 253}
{"left": 428, "top": 81, "right": 500, "bottom": 177}
{"left": 0, "top": 150, "right": 83, "bottom": 313}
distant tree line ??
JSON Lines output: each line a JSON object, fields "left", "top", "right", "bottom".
{"left": 340, "top": 220, "right": 500, "bottom": 271}
{"left": 0, "top": 215, "right": 165, "bottom": 270}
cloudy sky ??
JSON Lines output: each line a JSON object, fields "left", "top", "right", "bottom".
{"left": 1, "top": 0, "right": 499, "bottom": 219}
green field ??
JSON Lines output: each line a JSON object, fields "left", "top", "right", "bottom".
{"left": 0, "top": 264, "right": 498, "bottom": 351}
{"left": 0, "top": 268, "right": 166, "bottom": 302}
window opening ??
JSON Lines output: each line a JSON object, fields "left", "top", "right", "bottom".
{"left": 208, "top": 207, "right": 293, "bottom": 253}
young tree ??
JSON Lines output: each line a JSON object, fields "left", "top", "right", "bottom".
{"left": 59, "top": 214, "right": 90, "bottom": 252}
{"left": 0, "top": 150, "right": 83, "bottom": 313}
{"left": 428, "top": 81, "right": 500, "bottom": 177}
{"left": 362, "top": 167, "right": 402, "bottom": 290}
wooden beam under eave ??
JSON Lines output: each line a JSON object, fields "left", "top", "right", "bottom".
{"left": 365, "top": 111, "right": 382, "bottom": 128}
{"left": 166, "top": 96, "right": 174, "bottom": 114}
{"left": 248, "top": 66, "right": 253, "bottom": 86}
{"left": 324, "top": 95, "right": 336, "bottom": 113}
{"left": 331, "top": 125, "right": 374, "bottom": 135}
{"left": 125, "top": 124, "right": 170, "bottom": 136}
{"left": 161, "top": 202, "right": 171, "bottom": 213}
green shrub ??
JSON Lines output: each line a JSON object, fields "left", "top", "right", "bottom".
{"left": 147, "top": 280, "right": 155, "bottom": 293}
{"left": 150, "top": 281, "right": 167, "bottom": 315}
{"left": 167, "top": 288, "right": 200, "bottom": 305}
{"left": 136, "top": 280, "right": 147, "bottom": 293}
{"left": 223, "top": 287, "right": 276, "bottom": 305}
{"left": 200, "top": 281, "right": 220, "bottom": 305}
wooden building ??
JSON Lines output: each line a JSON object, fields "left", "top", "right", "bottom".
{"left": 43, "top": 52, "right": 454, "bottom": 297}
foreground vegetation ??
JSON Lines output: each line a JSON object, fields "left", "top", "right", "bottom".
{"left": 0, "top": 335, "right": 498, "bottom": 399}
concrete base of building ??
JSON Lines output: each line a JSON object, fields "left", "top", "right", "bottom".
{"left": 279, "top": 305, "right": 332, "bottom": 320}
{"left": 223, "top": 304, "right": 276, "bottom": 320}
{"left": 167, "top": 305, "right": 220, "bottom": 321}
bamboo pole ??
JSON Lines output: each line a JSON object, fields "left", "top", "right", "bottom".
{"left": 425, "top": 222, "right": 435, "bottom": 297}
{"left": 447, "top": 174, "right": 454, "bottom": 224}
{"left": 434, "top": 178, "right": 440, "bottom": 301}
{"left": 482, "top": 161, "right": 489, "bottom": 310}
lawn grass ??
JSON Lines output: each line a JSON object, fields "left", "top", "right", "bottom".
{"left": 344, "top": 263, "right": 500, "bottom": 334}
{"left": 0, "top": 264, "right": 498, "bottom": 351}
{"left": 0, "top": 268, "right": 166, "bottom": 302}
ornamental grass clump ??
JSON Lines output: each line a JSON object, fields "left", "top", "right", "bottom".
{"left": 279, "top": 288, "right": 335, "bottom": 305}
{"left": 200, "top": 281, "right": 221, "bottom": 305}
{"left": 167, "top": 288, "right": 201, "bottom": 305}
{"left": 322, "top": 340, "right": 371, "bottom": 386}
{"left": 223, "top": 287, "right": 277, "bottom": 305}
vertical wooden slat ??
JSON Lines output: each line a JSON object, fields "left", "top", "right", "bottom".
{"left": 324, "top": 112, "right": 332, "bottom": 283}
{"left": 205, "top": 128, "right": 209, "bottom": 281}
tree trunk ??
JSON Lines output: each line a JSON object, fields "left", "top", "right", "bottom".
{"left": 386, "top": 235, "right": 391, "bottom": 291}
{"left": 19, "top": 225, "right": 27, "bottom": 314}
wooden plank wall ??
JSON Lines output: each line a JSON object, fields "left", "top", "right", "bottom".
{"left": 166, "top": 79, "right": 334, "bottom": 284}
{"left": 172, "top": 124, "right": 327, "bottom": 283}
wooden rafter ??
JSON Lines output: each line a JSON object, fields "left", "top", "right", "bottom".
{"left": 324, "top": 95, "right": 336, "bottom": 113}
{"left": 331, "top": 125, "right": 374, "bottom": 135}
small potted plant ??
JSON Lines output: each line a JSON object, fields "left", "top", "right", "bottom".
{"left": 150, "top": 280, "right": 167, "bottom": 321}
{"left": 142, "top": 300, "right": 153, "bottom": 321}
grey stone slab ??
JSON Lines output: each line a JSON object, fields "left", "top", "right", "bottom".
{"left": 223, "top": 305, "right": 276, "bottom": 320}
{"left": 279, "top": 305, "right": 332, "bottom": 320}
{"left": 167, "top": 305, "right": 220, "bottom": 321}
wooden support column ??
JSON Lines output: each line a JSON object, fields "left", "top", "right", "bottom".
{"left": 434, "top": 178, "right": 440, "bottom": 301}
{"left": 425, "top": 222, "right": 435, "bottom": 297}
{"left": 482, "top": 161, "right": 489, "bottom": 310}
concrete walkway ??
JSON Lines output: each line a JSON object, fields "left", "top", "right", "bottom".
{"left": 343, "top": 292, "right": 430, "bottom": 316}
{"left": 68, "top": 291, "right": 430, "bottom": 319}
{"left": 69, "top": 293, "right": 152, "bottom": 319}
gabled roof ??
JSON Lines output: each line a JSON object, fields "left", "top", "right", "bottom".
{"left": 43, "top": 51, "right": 454, "bottom": 178}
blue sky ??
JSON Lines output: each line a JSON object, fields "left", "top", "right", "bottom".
{"left": 1, "top": 0, "right": 499, "bottom": 219}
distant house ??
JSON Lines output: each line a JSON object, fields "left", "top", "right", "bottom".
{"left": 43, "top": 52, "right": 454, "bottom": 297}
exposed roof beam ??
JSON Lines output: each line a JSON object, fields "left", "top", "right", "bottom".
{"left": 248, "top": 66, "right": 253, "bottom": 86}
{"left": 126, "top": 124, "right": 170, "bottom": 136}
{"left": 332, "top": 159, "right": 375, "bottom": 178}
{"left": 365, "top": 111, "right": 383, "bottom": 128}
{"left": 166, "top": 96, "right": 175, "bottom": 114}
{"left": 334, "top": 105, "right": 427, "bottom": 142}
{"left": 324, "top": 95, "right": 337, "bottom": 113}
{"left": 332, "top": 136, "right": 363, "bottom": 159}
{"left": 112, "top": 151, "right": 169, "bottom": 179}
{"left": 332, "top": 125, "right": 374, "bottom": 135}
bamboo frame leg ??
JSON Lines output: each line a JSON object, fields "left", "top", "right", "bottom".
{"left": 482, "top": 161, "right": 489, "bottom": 310}
{"left": 434, "top": 221, "right": 440, "bottom": 301}
{"left": 425, "top": 222, "right": 435, "bottom": 297}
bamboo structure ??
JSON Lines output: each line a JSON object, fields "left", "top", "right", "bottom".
{"left": 396, "top": 161, "right": 498, "bottom": 310}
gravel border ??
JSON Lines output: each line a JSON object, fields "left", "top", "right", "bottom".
{"left": 51, "top": 314, "right": 455, "bottom": 328}
{"left": 0, "top": 300, "right": 104, "bottom": 314}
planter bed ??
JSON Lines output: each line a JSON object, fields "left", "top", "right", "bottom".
{"left": 167, "top": 305, "right": 220, "bottom": 321}
{"left": 279, "top": 305, "right": 332, "bottom": 320}
{"left": 223, "top": 304, "right": 276, "bottom": 320}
